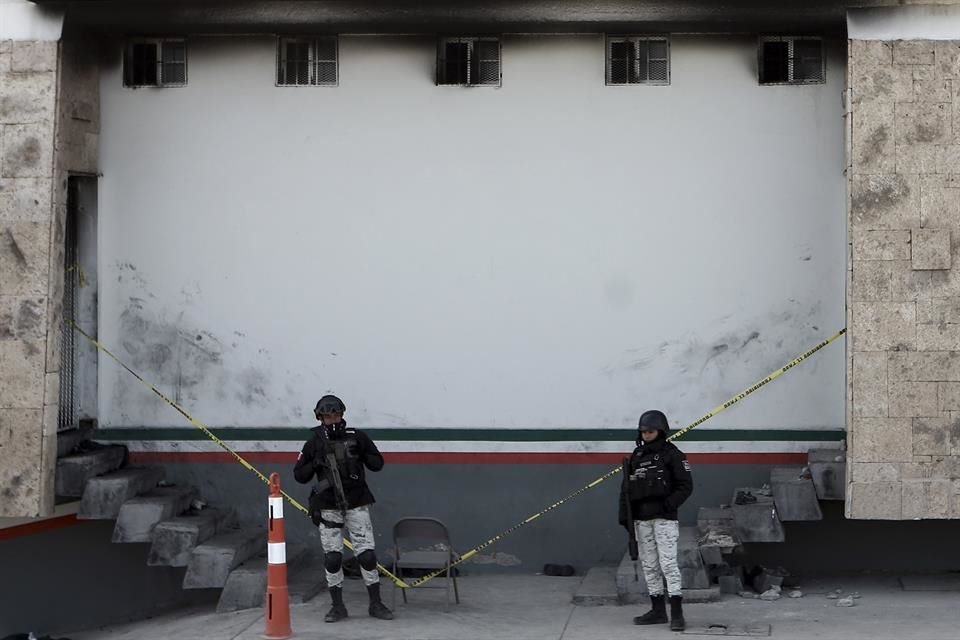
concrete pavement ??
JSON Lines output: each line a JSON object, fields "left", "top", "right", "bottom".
{"left": 71, "top": 573, "right": 960, "bottom": 640}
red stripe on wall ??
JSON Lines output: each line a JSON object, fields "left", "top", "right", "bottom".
{"left": 0, "top": 514, "right": 81, "bottom": 541}
{"left": 129, "top": 451, "right": 808, "bottom": 465}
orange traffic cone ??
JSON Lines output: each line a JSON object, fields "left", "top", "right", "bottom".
{"left": 264, "top": 473, "right": 292, "bottom": 640}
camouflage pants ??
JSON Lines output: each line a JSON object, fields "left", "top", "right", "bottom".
{"left": 318, "top": 505, "right": 379, "bottom": 587}
{"left": 635, "top": 518, "right": 682, "bottom": 597}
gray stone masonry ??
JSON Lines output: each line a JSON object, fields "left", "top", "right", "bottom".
{"left": 848, "top": 39, "right": 960, "bottom": 520}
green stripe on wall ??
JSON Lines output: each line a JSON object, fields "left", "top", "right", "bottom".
{"left": 92, "top": 427, "right": 846, "bottom": 442}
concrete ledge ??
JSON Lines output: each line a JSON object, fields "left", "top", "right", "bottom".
{"left": 55, "top": 445, "right": 127, "bottom": 497}
{"left": 808, "top": 449, "right": 846, "bottom": 501}
{"left": 147, "top": 507, "right": 238, "bottom": 567}
{"left": 770, "top": 467, "right": 823, "bottom": 521}
{"left": 730, "top": 489, "right": 785, "bottom": 543}
{"left": 78, "top": 467, "right": 163, "bottom": 520}
{"left": 111, "top": 485, "right": 198, "bottom": 543}
{"left": 183, "top": 527, "right": 267, "bottom": 589}
{"left": 216, "top": 545, "right": 323, "bottom": 612}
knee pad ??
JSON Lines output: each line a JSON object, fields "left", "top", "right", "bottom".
{"left": 324, "top": 551, "right": 343, "bottom": 574}
{"left": 357, "top": 549, "right": 377, "bottom": 571}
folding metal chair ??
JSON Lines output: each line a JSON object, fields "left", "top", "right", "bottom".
{"left": 391, "top": 517, "right": 460, "bottom": 608}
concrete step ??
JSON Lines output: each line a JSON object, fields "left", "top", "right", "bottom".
{"left": 770, "top": 467, "right": 823, "bottom": 521}
{"left": 55, "top": 444, "right": 128, "bottom": 497}
{"left": 697, "top": 506, "right": 735, "bottom": 534}
{"left": 808, "top": 448, "right": 846, "bottom": 501}
{"left": 216, "top": 545, "right": 324, "bottom": 613}
{"left": 730, "top": 488, "right": 785, "bottom": 543}
{"left": 613, "top": 554, "right": 720, "bottom": 604}
{"left": 182, "top": 527, "right": 267, "bottom": 589}
{"left": 577, "top": 566, "right": 719, "bottom": 606}
{"left": 112, "top": 485, "right": 199, "bottom": 543}
{"left": 78, "top": 467, "right": 164, "bottom": 519}
{"left": 147, "top": 507, "right": 239, "bottom": 567}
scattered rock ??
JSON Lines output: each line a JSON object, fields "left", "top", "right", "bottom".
{"left": 789, "top": 590, "right": 804, "bottom": 598}
{"left": 837, "top": 597, "right": 855, "bottom": 607}
{"left": 739, "top": 591, "right": 757, "bottom": 599}
{"left": 826, "top": 589, "right": 841, "bottom": 600}
{"left": 760, "top": 588, "right": 781, "bottom": 601}
{"left": 851, "top": 592, "right": 861, "bottom": 599}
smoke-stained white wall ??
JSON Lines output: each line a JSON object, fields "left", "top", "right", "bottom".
{"left": 98, "top": 34, "right": 846, "bottom": 431}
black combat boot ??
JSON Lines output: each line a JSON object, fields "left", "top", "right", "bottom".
{"left": 367, "top": 582, "right": 394, "bottom": 620}
{"left": 324, "top": 586, "right": 348, "bottom": 623}
{"left": 669, "top": 595, "right": 685, "bottom": 631}
{"left": 633, "top": 594, "right": 668, "bottom": 625}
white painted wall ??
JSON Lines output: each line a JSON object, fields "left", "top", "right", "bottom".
{"left": 849, "top": 6, "right": 960, "bottom": 40}
{"left": 0, "top": 0, "right": 63, "bottom": 40}
{"left": 98, "top": 34, "right": 847, "bottom": 431}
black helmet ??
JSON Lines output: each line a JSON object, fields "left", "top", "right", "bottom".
{"left": 638, "top": 409, "right": 670, "bottom": 435}
{"left": 314, "top": 394, "right": 346, "bottom": 420}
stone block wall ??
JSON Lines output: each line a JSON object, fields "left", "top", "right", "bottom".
{"left": 848, "top": 39, "right": 960, "bottom": 519}
{"left": 0, "top": 36, "right": 99, "bottom": 517}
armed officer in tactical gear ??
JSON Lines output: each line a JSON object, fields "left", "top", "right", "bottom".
{"left": 293, "top": 394, "right": 394, "bottom": 622}
{"left": 618, "top": 409, "right": 693, "bottom": 632}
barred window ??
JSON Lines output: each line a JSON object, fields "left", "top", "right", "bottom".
{"left": 277, "top": 37, "right": 338, "bottom": 86}
{"left": 437, "top": 37, "right": 501, "bottom": 86}
{"left": 606, "top": 36, "right": 670, "bottom": 85}
{"left": 759, "top": 37, "right": 824, "bottom": 85}
{"left": 124, "top": 39, "right": 187, "bottom": 87}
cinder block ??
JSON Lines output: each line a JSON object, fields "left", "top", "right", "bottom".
{"left": 919, "top": 177, "right": 960, "bottom": 229}
{"left": 850, "top": 418, "right": 913, "bottom": 462}
{"left": 0, "top": 337, "right": 45, "bottom": 408}
{"left": 896, "top": 103, "right": 952, "bottom": 146}
{"left": 902, "top": 480, "right": 952, "bottom": 519}
{"left": 851, "top": 230, "right": 911, "bottom": 261}
{"left": 913, "top": 229, "right": 951, "bottom": 270}
{"left": 888, "top": 381, "right": 939, "bottom": 418}
{"left": 849, "top": 461, "right": 898, "bottom": 483}
{"left": 112, "top": 485, "right": 197, "bottom": 542}
{"left": 853, "top": 102, "right": 895, "bottom": 173}
{"left": 0, "top": 221, "right": 50, "bottom": 296}
{"left": 0, "top": 407, "right": 43, "bottom": 517}
{"left": 853, "top": 352, "right": 888, "bottom": 417}
{"left": 851, "top": 174, "right": 920, "bottom": 230}
{"left": 849, "top": 302, "right": 916, "bottom": 352}
{"left": 918, "top": 324, "right": 960, "bottom": 351}
{"left": 893, "top": 41, "right": 935, "bottom": 65}
{"left": 1, "top": 123, "right": 55, "bottom": 179}
{"left": 913, "top": 416, "right": 954, "bottom": 455}
{"left": 935, "top": 42, "right": 960, "bottom": 78}
{"left": 78, "top": 467, "right": 164, "bottom": 519}
{"left": 847, "top": 481, "right": 903, "bottom": 519}
{"left": 889, "top": 352, "right": 960, "bottom": 382}
{"left": 11, "top": 41, "right": 58, "bottom": 72}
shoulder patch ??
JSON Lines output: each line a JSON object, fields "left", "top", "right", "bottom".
{"left": 682, "top": 460, "right": 691, "bottom": 472}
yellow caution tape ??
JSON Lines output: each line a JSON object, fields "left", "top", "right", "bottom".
{"left": 404, "top": 327, "right": 847, "bottom": 588}
{"left": 75, "top": 321, "right": 844, "bottom": 590}
{"left": 71, "top": 322, "right": 408, "bottom": 588}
